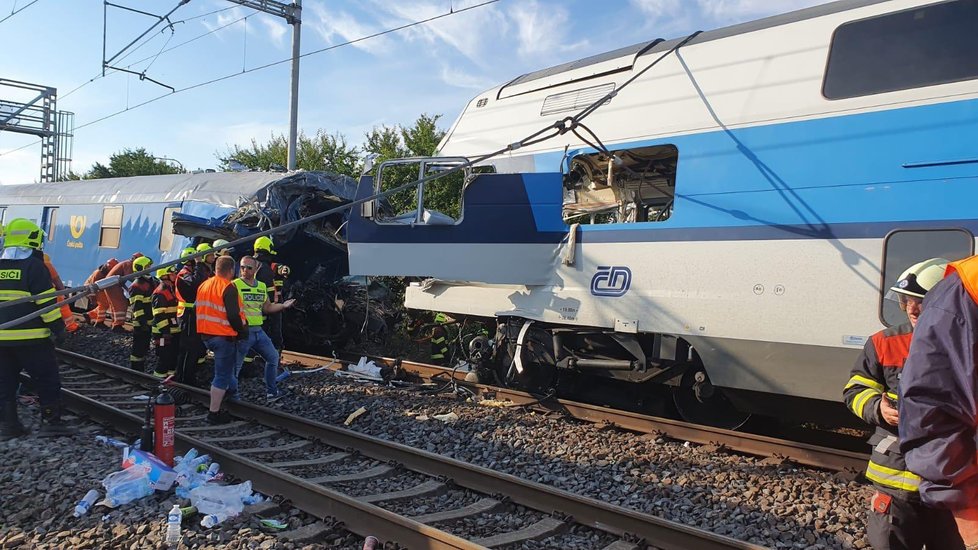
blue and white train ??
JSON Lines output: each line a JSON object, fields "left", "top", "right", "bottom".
{"left": 348, "top": 0, "right": 978, "bottom": 426}
{"left": 0, "top": 172, "right": 286, "bottom": 287}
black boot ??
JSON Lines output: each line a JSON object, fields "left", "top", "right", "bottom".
{"left": 0, "top": 401, "right": 28, "bottom": 440}
{"left": 38, "top": 404, "right": 77, "bottom": 437}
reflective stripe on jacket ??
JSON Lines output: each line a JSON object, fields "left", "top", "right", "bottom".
{"left": 152, "top": 280, "right": 180, "bottom": 337}
{"left": 128, "top": 276, "right": 155, "bottom": 329}
{"left": 233, "top": 278, "right": 267, "bottom": 327}
{"left": 843, "top": 322, "right": 920, "bottom": 496}
{"left": 0, "top": 254, "right": 62, "bottom": 344}
{"left": 195, "top": 276, "right": 244, "bottom": 337}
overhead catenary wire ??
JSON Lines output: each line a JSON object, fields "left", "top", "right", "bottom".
{"left": 0, "top": 2, "right": 492, "bottom": 160}
{"left": 0, "top": 0, "right": 39, "bottom": 25}
{"left": 0, "top": 29, "right": 702, "bottom": 330}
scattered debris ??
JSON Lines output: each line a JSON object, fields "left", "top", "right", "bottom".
{"left": 432, "top": 412, "right": 459, "bottom": 423}
{"left": 344, "top": 407, "right": 368, "bottom": 426}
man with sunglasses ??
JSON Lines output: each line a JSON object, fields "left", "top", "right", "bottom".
{"left": 233, "top": 256, "right": 295, "bottom": 402}
{"left": 843, "top": 257, "right": 962, "bottom": 550}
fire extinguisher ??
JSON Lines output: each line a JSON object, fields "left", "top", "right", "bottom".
{"left": 153, "top": 388, "right": 176, "bottom": 466}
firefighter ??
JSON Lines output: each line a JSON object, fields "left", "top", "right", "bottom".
{"left": 42, "top": 253, "right": 79, "bottom": 333}
{"left": 0, "top": 219, "right": 76, "bottom": 438}
{"left": 430, "top": 312, "right": 454, "bottom": 366}
{"left": 103, "top": 252, "right": 144, "bottom": 332}
{"left": 253, "top": 236, "right": 288, "bottom": 353}
{"left": 900, "top": 253, "right": 978, "bottom": 549}
{"left": 127, "top": 255, "right": 155, "bottom": 371}
{"left": 843, "top": 258, "right": 963, "bottom": 550}
{"left": 174, "top": 243, "right": 214, "bottom": 385}
{"left": 213, "top": 238, "right": 232, "bottom": 258}
{"left": 84, "top": 258, "right": 118, "bottom": 326}
{"left": 151, "top": 265, "right": 181, "bottom": 378}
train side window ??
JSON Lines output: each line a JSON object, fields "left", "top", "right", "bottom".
{"left": 563, "top": 144, "right": 677, "bottom": 224}
{"left": 44, "top": 207, "right": 58, "bottom": 243}
{"left": 880, "top": 229, "right": 974, "bottom": 326}
{"left": 0, "top": 207, "right": 5, "bottom": 225}
{"left": 99, "top": 206, "right": 123, "bottom": 248}
{"left": 159, "top": 207, "right": 180, "bottom": 252}
{"left": 824, "top": 1, "right": 978, "bottom": 100}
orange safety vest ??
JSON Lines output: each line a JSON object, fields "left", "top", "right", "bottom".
{"left": 945, "top": 255, "right": 978, "bottom": 303}
{"left": 195, "top": 276, "right": 245, "bottom": 337}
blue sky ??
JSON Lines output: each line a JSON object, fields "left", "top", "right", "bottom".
{"left": 0, "top": 0, "right": 828, "bottom": 185}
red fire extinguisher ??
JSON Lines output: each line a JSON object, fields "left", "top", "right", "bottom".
{"left": 153, "top": 388, "right": 176, "bottom": 466}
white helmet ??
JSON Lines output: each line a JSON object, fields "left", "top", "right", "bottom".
{"left": 886, "top": 257, "right": 950, "bottom": 302}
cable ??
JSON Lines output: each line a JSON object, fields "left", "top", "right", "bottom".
{"left": 0, "top": 28, "right": 701, "bottom": 326}
{"left": 0, "top": 0, "right": 39, "bottom": 25}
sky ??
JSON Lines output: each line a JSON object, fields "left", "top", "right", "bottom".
{"left": 0, "top": 0, "right": 830, "bottom": 185}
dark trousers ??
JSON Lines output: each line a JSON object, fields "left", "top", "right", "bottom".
{"left": 867, "top": 490, "right": 965, "bottom": 550}
{"left": 0, "top": 343, "right": 62, "bottom": 407}
{"left": 154, "top": 335, "right": 180, "bottom": 375}
{"left": 131, "top": 329, "right": 151, "bottom": 371}
{"left": 176, "top": 310, "right": 205, "bottom": 385}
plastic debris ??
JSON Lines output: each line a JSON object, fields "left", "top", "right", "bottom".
{"left": 432, "top": 412, "right": 459, "bottom": 423}
{"left": 344, "top": 407, "right": 368, "bottom": 426}
{"left": 259, "top": 518, "right": 289, "bottom": 531}
{"left": 132, "top": 395, "right": 151, "bottom": 401}
{"left": 415, "top": 415, "right": 430, "bottom": 421}
{"left": 122, "top": 448, "right": 177, "bottom": 491}
{"left": 73, "top": 489, "right": 100, "bottom": 517}
{"left": 348, "top": 357, "right": 383, "bottom": 379}
{"left": 101, "top": 465, "right": 153, "bottom": 507}
{"left": 94, "top": 435, "right": 130, "bottom": 449}
{"left": 189, "top": 481, "right": 252, "bottom": 517}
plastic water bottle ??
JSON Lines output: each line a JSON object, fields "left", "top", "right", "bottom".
{"left": 174, "top": 448, "right": 198, "bottom": 465}
{"left": 94, "top": 435, "right": 129, "bottom": 449}
{"left": 204, "top": 462, "right": 220, "bottom": 478}
{"left": 73, "top": 489, "right": 100, "bottom": 517}
{"left": 200, "top": 511, "right": 230, "bottom": 528}
{"left": 275, "top": 368, "right": 291, "bottom": 383}
{"left": 164, "top": 504, "right": 181, "bottom": 547}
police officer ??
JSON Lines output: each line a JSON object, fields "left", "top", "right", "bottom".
{"left": 0, "top": 219, "right": 77, "bottom": 438}
{"left": 128, "top": 255, "right": 155, "bottom": 371}
{"left": 843, "top": 258, "right": 963, "bottom": 550}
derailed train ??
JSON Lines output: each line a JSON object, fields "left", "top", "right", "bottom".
{"left": 347, "top": 0, "right": 978, "bottom": 427}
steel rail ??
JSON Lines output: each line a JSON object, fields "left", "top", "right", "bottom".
{"left": 284, "top": 351, "right": 869, "bottom": 473}
{"left": 56, "top": 349, "right": 767, "bottom": 550}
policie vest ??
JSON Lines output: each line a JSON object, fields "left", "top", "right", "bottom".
{"left": 232, "top": 278, "right": 267, "bottom": 327}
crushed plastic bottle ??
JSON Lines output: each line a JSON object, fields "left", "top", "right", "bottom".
{"left": 94, "top": 436, "right": 129, "bottom": 449}
{"left": 73, "top": 489, "right": 100, "bottom": 517}
{"left": 190, "top": 481, "right": 251, "bottom": 517}
{"left": 164, "top": 504, "right": 181, "bottom": 547}
{"left": 200, "top": 511, "right": 231, "bottom": 529}
{"left": 102, "top": 466, "right": 154, "bottom": 507}
{"left": 173, "top": 448, "right": 198, "bottom": 465}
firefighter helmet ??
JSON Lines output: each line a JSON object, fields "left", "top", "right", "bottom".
{"left": 887, "top": 258, "right": 950, "bottom": 300}
{"left": 3, "top": 218, "right": 44, "bottom": 250}
{"left": 156, "top": 265, "right": 176, "bottom": 278}
{"left": 254, "top": 236, "right": 276, "bottom": 255}
{"left": 196, "top": 242, "right": 212, "bottom": 253}
{"left": 133, "top": 256, "right": 153, "bottom": 272}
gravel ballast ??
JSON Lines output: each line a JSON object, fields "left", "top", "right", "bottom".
{"left": 62, "top": 325, "right": 873, "bottom": 549}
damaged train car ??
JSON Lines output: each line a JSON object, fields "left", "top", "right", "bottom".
{"left": 347, "top": 0, "right": 978, "bottom": 427}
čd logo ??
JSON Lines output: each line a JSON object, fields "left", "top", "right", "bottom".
{"left": 590, "top": 266, "right": 631, "bottom": 297}
{"left": 70, "top": 216, "right": 87, "bottom": 239}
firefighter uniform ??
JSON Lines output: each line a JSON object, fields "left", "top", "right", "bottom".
{"left": 84, "top": 258, "right": 118, "bottom": 325}
{"left": 0, "top": 219, "right": 75, "bottom": 438}
{"left": 254, "top": 237, "right": 286, "bottom": 352}
{"left": 175, "top": 245, "right": 213, "bottom": 385}
{"left": 902, "top": 255, "right": 978, "bottom": 549}
{"left": 429, "top": 313, "right": 453, "bottom": 365}
{"left": 128, "top": 256, "right": 155, "bottom": 371}
{"left": 844, "top": 258, "right": 963, "bottom": 550}
{"left": 151, "top": 266, "right": 181, "bottom": 377}
{"left": 104, "top": 256, "right": 140, "bottom": 331}
{"left": 42, "top": 253, "right": 78, "bottom": 332}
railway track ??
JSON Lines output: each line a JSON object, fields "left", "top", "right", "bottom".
{"left": 53, "top": 349, "right": 766, "bottom": 550}
{"left": 282, "top": 350, "right": 869, "bottom": 474}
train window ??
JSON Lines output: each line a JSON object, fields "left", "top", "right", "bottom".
{"left": 99, "top": 206, "right": 123, "bottom": 248}
{"left": 824, "top": 1, "right": 978, "bottom": 100}
{"left": 159, "top": 207, "right": 180, "bottom": 252}
{"left": 44, "top": 208, "right": 58, "bottom": 243}
{"left": 563, "top": 144, "right": 678, "bottom": 224}
{"left": 880, "top": 228, "right": 974, "bottom": 326}
{"left": 373, "top": 158, "right": 487, "bottom": 225}
{"left": 0, "top": 207, "right": 5, "bottom": 225}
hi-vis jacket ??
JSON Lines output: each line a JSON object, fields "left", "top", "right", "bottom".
{"left": 843, "top": 322, "right": 921, "bottom": 496}
{"left": 129, "top": 275, "right": 155, "bottom": 330}
{"left": 901, "top": 256, "right": 978, "bottom": 510}
{"left": 151, "top": 279, "right": 180, "bottom": 338}
{"left": 0, "top": 250, "right": 63, "bottom": 345}
{"left": 232, "top": 278, "right": 267, "bottom": 327}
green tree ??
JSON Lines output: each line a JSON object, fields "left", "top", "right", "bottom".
{"left": 220, "top": 130, "right": 361, "bottom": 178}
{"left": 85, "top": 148, "right": 183, "bottom": 178}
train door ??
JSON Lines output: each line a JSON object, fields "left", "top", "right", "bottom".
{"left": 41, "top": 206, "right": 58, "bottom": 244}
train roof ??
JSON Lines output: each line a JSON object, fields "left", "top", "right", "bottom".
{"left": 498, "top": 0, "right": 887, "bottom": 95}
{"left": 0, "top": 171, "right": 288, "bottom": 207}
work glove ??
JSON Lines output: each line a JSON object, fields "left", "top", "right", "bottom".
{"left": 275, "top": 264, "right": 291, "bottom": 278}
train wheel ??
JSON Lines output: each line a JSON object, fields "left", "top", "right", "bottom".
{"left": 672, "top": 367, "right": 751, "bottom": 430}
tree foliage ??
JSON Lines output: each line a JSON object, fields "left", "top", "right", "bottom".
{"left": 84, "top": 148, "right": 183, "bottom": 179}
{"left": 220, "top": 130, "right": 360, "bottom": 177}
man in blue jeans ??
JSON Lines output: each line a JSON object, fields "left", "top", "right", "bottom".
{"left": 233, "top": 256, "right": 295, "bottom": 402}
